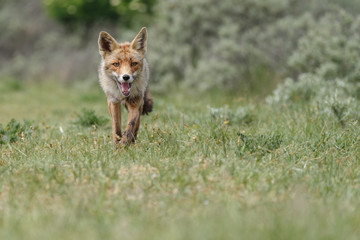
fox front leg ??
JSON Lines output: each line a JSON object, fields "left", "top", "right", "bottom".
{"left": 119, "top": 98, "right": 143, "bottom": 146}
{"left": 108, "top": 100, "right": 122, "bottom": 145}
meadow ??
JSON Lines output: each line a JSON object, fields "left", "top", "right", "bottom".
{"left": 0, "top": 79, "right": 359, "bottom": 240}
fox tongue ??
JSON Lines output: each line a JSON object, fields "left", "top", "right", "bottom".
{"left": 121, "top": 82, "right": 130, "bottom": 94}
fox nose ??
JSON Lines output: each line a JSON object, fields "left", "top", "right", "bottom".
{"left": 122, "top": 74, "right": 130, "bottom": 81}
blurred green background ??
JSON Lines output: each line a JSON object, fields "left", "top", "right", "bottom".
{"left": 1, "top": 0, "right": 359, "bottom": 98}
{"left": 1, "top": 1, "right": 360, "bottom": 239}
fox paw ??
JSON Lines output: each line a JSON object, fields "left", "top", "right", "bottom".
{"left": 119, "top": 130, "right": 134, "bottom": 145}
{"left": 118, "top": 137, "right": 132, "bottom": 147}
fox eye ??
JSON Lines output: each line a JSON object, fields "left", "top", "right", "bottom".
{"left": 112, "top": 62, "right": 119, "bottom": 67}
{"left": 131, "top": 62, "right": 138, "bottom": 67}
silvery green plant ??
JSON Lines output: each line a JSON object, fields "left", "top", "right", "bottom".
{"left": 267, "top": 74, "right": 360, "bottom": 124}
{"left": 148, "top": 0, "right": 328, "bottom": 91}
{"left": 266, "top": 74, "right": 324, "bottom": 105}
{"left": 267, "top": 8, "right": 360, "bottom": 125}
{"left": 288, "top": 10, "right": 360, "bottom": 80}
{"left": 209, "top": 104, "right": 255, "bottom": 125}
{"left": 318, "top": 80, "right": 360, "bottom": 124}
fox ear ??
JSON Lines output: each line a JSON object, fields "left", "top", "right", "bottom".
{"left": 98, "top": 31, "right": 118, "bottom": 57}
{"left": 130, "top": 27, "right": 147, "bottom": 54}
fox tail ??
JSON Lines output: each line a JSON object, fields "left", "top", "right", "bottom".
{"left": 142, "top": 90, "right": 153, "bottom": 115}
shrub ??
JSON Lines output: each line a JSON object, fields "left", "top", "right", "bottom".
{"left": 42, "top": 0, "right": 157, "bottom": 27}
{"left": 236, "top": 133, "right": 283, "bottom": 156}
{"left": 3, "top": 0, "right": 360, "bottom": 93}
{"left": 288, "top": 10, "right": 360, "bottom": 80}
{"left": 0, "top": 119, "right": 36, "bottom": 145}
{"left": 266, "top": 74, "right": 324, "bottom": 105}
{"left": 209, "top": 105, "right": 255, "bottom": 125}
{"left": 0, "top": 0, "right": 100, "bottom": 84}
{"left": 148, "top": 0, "right": 360, "bottom": 92}
{"left": 267, "top": 9, "right": 360, "bottom": 125}
{"left": 319, "top": 80, "right": 360, "bottom": 125}
{"left": 267, "top": 74, "right": 360, "bottom": 125}
{"left": 149, "top": 0, "right": 297, "bottom": 91}
{"left": 74, "top": 108, "right": 108, "bottom": 127}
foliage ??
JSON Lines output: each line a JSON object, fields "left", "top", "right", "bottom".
{"left": 267, "top": 74, "right": 360, "bottom": 125}
{"left": 74, "top": 108, "right": 108, "bottom": 127}
{"left": 0, "top": 0, "right": 100, "bottom": 84}
{"left": 267, "top": 9, "right": 360, "bottom": 126}
{"left": 148, "top": 0, "right": 360, "bottom": 92}
{"left": 323, "top": 90, "right": 356, "bottom": 126}
{"left": 209, "top": 105, "right": 255, "bottom": 125}
{"left": 3, "top": 0, "right": 360, "bottom": 93}
{"left": 149, "top": 0, "right": 295, "bottom": 91}
{"left": 0, "top": 119, "right": 35, "bottom": 144}
{"left": 288, "top": 10, "right": 360, "bottom": 80}
{"left": 237, "top": 132, "right": 283, "bottom": 156}
{"left": 266, "top": 74, "right": 322, "bottom": 104}
{"left": 42, "top": 0, "right": 157, "bottom": 27}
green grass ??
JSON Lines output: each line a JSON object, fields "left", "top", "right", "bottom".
{"left": 0, "top": 80, "right": 360, "bottom": 240}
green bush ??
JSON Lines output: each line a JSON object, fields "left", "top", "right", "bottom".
{"left": 0, "top": 119, "right": 36, "bottom": 145}
{"left": 149, "top": 0, "right": 295, "bottom": 91}
{"left": 148, "top": 0, "right": 359, "bottom": 92}
{"left": 74, "top": 108, "right": 108, "bottom": 127}
{"left": 209, "top": 105, "right": 255, "bottom": 125}
{"left": 42, "top": 0, "right": 157, "bottom": 27}
{"left": 267, "top": 9, "right": 360, "bottom": 125}
{"left": 3, "top": 0, "right": 360, "bottom": 93}
{"left": 267, "top": 74, "right": 360, "bottom": 125}
{"left": 0, "top": 0, "right": 98, "bottom": 83}
{"left": 266, "top": 74, "right": 322, "bottom": 104}
{"left": 236, "top": 132, "right": 283, "bottom": 156}
{"left": 288, "top": 10, "right": 360, "bottom": 81}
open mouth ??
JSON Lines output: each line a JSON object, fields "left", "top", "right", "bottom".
{"left": 116, "top": 81, "right": 132, "bottom": 97}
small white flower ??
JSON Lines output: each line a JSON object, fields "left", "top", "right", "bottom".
{"left": 59, "top": 126, "right": 64, "bottom": 134}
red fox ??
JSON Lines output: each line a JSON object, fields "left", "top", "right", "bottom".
{"left": 98, "top": 27, "right": 153, "bottom": 146}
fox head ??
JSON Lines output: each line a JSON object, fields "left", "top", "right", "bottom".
{"left": 98, "top": 27, "right": 147, "bottom": 97}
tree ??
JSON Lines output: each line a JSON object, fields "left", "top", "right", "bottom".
{"left": 42, "top": 0, "right": 157, "bottom": 27}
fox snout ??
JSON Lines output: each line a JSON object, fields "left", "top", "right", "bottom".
{"left": 120, "top": 74, "right": 134, "bottom": 83}
{"left": 122, "top": 74, "right": 130, "bottom": 81}
{"left": 111, "top": 73, "right": 134, "bottom": 97}
{"left": 113, "top": 72, "right": 134, "bottom": 83}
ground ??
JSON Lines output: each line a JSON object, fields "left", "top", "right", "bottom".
{"left": 0, "top": 80, "right": 359, "bottom": 240}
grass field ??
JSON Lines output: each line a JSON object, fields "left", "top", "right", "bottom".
{"left": 0, "top": 80, "right": 359, "bottom": 240}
